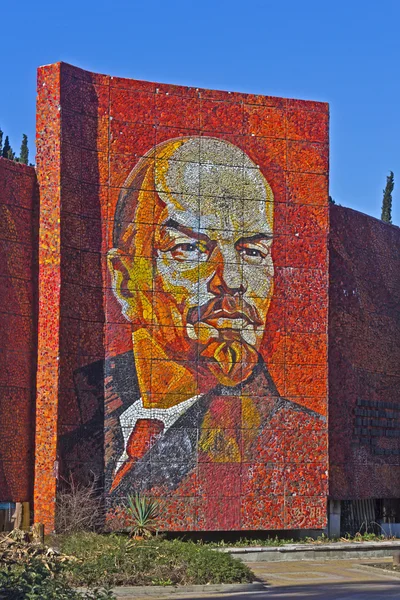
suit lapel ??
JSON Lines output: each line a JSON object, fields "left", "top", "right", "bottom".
{"left": 106, "top": 355, "right": 281, "bottom": 495}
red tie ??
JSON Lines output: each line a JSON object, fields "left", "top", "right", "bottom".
{"left": 111, "top": 418, "right": 164, "bottom": 492}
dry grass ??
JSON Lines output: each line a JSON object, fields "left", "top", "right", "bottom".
{"left": 55, "top": 475, "right": 105, "bottom": 535}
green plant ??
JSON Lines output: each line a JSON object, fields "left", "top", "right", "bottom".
{"left": 60, "top": 533, "right": 254, "bottom": 586}
{"left": 19, "top": 134, "right": 29, "bottom": 165}
{"left": 207, "top": 530, "right": 398, "bottom": 548}
{"left": 0, "top": 557, "right": 115, "bottom": 599}
{"left": 209, "top": 536, "right": 296, "bottom": 548}
{"left": 381, "top": 170, "right": 394, "bottom": 224}
{"left": 0, "top": 129, "right": 32, "bottom": 165}
{"left": 1, "top": 135, "right": 11, "bottom": 159}
{"left": 124, "top": 494, "right": 160, "bottom": 538}
{"left": 0, "top": 529, "right": 114, "bottom": 599}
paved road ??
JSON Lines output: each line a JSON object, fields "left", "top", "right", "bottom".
{"left": 144, "top": 584, "right": 400, "bottom": 599}
{"left": 136, "top": 558, "right": 400, "bottom": 599}
{"left": 140, "top": 584, "right": 400, "bottom": 599}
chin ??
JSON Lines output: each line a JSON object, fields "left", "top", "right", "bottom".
{"left": 200, "top": 338, "right": 260, "bottom": 387}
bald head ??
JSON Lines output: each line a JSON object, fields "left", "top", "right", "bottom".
{"left": 113, "top": 137, "right": 274, "bottom": 250}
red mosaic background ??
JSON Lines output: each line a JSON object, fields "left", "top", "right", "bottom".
{"left": 0, "top": 157, "right": 38, "bottom": 502}
{"left": 34, "top": 62, "right": 330, "bottom": 532}
{"left": 329, "top": 205, "right": 400, "bottom": 499}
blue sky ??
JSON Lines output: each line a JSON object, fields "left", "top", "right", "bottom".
{"left": 1, "top": 0, "right": 399, "bottom": 223}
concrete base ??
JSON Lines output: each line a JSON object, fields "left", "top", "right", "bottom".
{"left": 78, "top": 582, "right": 266, "bottom": 597}
{"left": 220, "top": 540, "right": 400, "bottom": 562}
{"left": 328, "top": 499, "right": 341, "bottom": 538}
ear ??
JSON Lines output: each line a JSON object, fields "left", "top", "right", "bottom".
{"left": 107, "top": 248, "right": 134, "bottom": 301}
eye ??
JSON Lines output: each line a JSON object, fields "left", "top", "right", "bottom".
{"left": 241, "top": 248, "right": 265, "bottom": 258}
{"left": 174, "top": 243, "right": 198, "bottom": 252}
{"left": 168, "top": 241, "right": 210, "bottom": 262}
{"left": 237, "top": 243, "right": 270, "bottom": 265}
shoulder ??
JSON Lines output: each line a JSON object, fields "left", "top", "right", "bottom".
{"left": 271, "top": 397, "right": 326, "bottom": 428}
{"left": 73, "top": 352, "right": 140, "bottom": 421}
{"left": 245, "top": 360, "right": 326, "bottom": 428}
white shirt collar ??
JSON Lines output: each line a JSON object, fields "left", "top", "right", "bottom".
{"left": 117, "top": 394, "right": 202, "bottom": 466}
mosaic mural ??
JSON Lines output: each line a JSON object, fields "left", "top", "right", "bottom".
{"left": 35, "top": 62, "right": 330, "bottom": 531}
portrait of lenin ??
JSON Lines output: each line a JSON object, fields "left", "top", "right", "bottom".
{"left": 98, "top": 136, "right": 325, "bottom": 525}
{"left": 64, "top": 135, "right": 326, "bottom": 530}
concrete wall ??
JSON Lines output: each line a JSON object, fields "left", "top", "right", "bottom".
{"left": 0, "top": 157, "right": 39, "bottom": 503}
{"left": 34, "top": 63, "right": 107, "bottom": 528}
{"left": 35, "top": 62, "right": 330, "bottom": 532}
{"left": 329, "top": 204, "right": 400, "bottom": 499}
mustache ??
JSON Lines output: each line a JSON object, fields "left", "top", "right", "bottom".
{"left": 187, "top": 295, "right": 262, "bottom": 327}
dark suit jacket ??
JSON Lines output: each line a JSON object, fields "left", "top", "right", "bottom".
{"left": 60, "top": 352, "right": 327, "bottom": 504}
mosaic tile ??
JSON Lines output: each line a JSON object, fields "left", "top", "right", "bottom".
{"left": 287, "top": 140, "right": 329, "bottom": 174}
{"left": 197, "top": 495, "right": 241, "bottom": 530}
{"left": 286, "top": 235, "right": 328, "bottom": 270}
{"left": 286, "top": 171, "right": 328, "bottom": 206}
{"left": 200, "top": 99, "right": 244, "bottom": 134}
{"left": 0, "top": 158, "right": 39, "bottom": 504}
{"left": 287, "top": 108, "right": 329, "bottom": 143}
{"left": 110, "top": 88, "right": 156, "bottom": 124}
{"left": 243, "top": 105, "right": 286, "bottom": 139}
{"left": 241, "top": 495, "right": 284, "bottom": 530}
{"left": 284, "top": 495, "right": 327, "bottom": 529}
{"left": 245, "top": 136, "right": 287, "bottom": 172}
{"left": 156, "top": 94, "right": 200, "bottom": 130}
{"left": 110, "top": 120, "right": 156, "bottom": 156}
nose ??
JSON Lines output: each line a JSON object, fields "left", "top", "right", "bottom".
{"left": 208, "top": 249, "right": 246, "bottom": 296}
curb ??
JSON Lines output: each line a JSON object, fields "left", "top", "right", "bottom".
{"left": 79, "top": 582, "right": 266, "bottom": 597}
{"left": 354, "top": 563, "right": 400, "bottom": 580}
{"left": 218, "top": 541, "right": 400, "bottom": 562}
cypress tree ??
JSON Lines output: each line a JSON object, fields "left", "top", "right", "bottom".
{"left": 381, "top": 171, "right": 394, "bottom": 224}
{"left": 2, "top": 135, "right": 11, "bottom": 159}
{"left": 19, "top": 134, "right": 29, "bottom": 165}
{"left": 0, "top": 128, "right": 3, "bottom": 155}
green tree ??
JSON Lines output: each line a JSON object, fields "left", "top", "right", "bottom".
{"left": 381, "top": 171, "right": 394, "bottom": 224}
{"left": 2, "top": 135, "right": 11, "bottom": 159}
{"left": 0, "top": 128, "right": 3, "bottom": 155}
{"left": 19, "top": 133, "right": 29, "bottom": 164}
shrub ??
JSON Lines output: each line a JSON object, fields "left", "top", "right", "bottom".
{"left": 0, "top": 530, "right": 114, "bottom": 599}
{"left": 56, "top": 475, "right": 104, "bottom": 534}
{"left": 61, "top": 533, "right": 254, "bottom": 587}
{"left": 0, "top": 557, "right": 114, "bottom": 600}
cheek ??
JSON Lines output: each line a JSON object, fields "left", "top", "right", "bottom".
{"left": 155, "top": 257, "right": 200, "bottom": 302}
{"left": 243, "top": 263, "right": 274, "bottom": 301}
{"left": 127, "top": 257, "right": 153, "bottom": 292}
{"left": 252, "top": 295, "right": 272, "bottom": 321}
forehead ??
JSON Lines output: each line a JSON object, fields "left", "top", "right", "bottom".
{"left": 153, "top": 138, "right": 273, "bottom": 234}
{"left": 156, "top": 138, "right": 266, "bottom": 199}
{"left": 159, "top": 193, "right": 272, "bottom": 236}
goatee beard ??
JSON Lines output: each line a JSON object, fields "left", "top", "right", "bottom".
{"left": 186, "top": 294, "right": 263, "bottom": 387}
{"left": 199, "top": 336, "right": 259, "bottom": 387}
